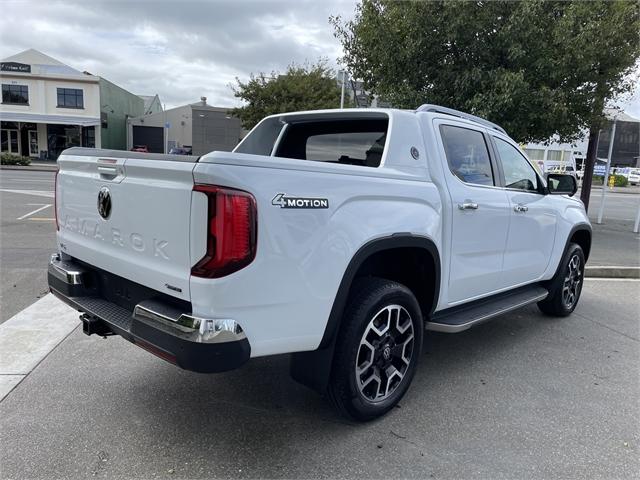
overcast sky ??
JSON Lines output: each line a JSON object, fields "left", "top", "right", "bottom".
{"left": 0, "top": 0, "right": 357, "bottom": 109}
{"left": 1, "top": 0, "right": 638, "bottom": 117}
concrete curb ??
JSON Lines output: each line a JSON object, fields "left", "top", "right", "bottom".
{"left": 585, "top": 266, "right": 640, "bottom": 279}
{"left": 0, "top": 164, "right": 58, "bottom": 172}
{"left": 585, "top": 188, "right": 640, "bottom": 195}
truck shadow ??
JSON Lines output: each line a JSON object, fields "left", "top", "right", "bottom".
{"left": 123, "top": 303, "right": 558, "bottom": 424}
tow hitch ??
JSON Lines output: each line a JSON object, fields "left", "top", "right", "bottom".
{"left": 81, "top": 314, "right": 114, "bottom": 337}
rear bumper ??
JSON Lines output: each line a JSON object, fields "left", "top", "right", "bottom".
{"left": 48, "top": 253, "right": 250, "bottom": 373}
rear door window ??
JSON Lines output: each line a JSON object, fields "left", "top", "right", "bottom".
{"left": 439, "top": 125, "right": 495, "bottom": 186}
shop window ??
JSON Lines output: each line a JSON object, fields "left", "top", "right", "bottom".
{"left": 2, "top": 84, "right": 29, "bottom": 105}
{"left": 82, "top": 126, "right": 95, "bottom": 148}
{"left": 57, "top": 88, "right": 84, "bottom": 109}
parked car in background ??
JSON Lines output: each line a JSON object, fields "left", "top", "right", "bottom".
{"left": 131, "top": 145, "right": 148, "bottom": 153}
{"left": 169, "top": 146, "right": 192, "bottom": 155}
{"left": 628, "top": 168, "right": 640, "bottom": 186}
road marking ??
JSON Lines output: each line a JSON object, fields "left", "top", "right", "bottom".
{"left": 28, "top": 217, "right": 55, "bottom": 221}
{"left": 17, "top": 204, "right": 51, "bottom": 220}
{"left": 0, "top": 294, "right": 79, "bottom": 401}
{"left": 0, "top": 189, "right": 54, "bottom": 198}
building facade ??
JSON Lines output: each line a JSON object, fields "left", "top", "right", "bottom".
{"left": 98, "top": 77, "right": 146, "bottom": 151}
{"left": 596, "top": 110, "right": 640, "bottom": 168}
{"left": 1, "top": 49, "right": 101, "bottom": 159}
{"left": 1, "top": 49, "right": 162, "bottom": 159}
{"left": 127, "top": 97, "right": 243, "bottom": 155}
{"left": 523, "top": 109, "right": 640, "bottom": 172}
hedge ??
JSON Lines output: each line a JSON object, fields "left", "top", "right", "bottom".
{"left": 0, "top": 152, "right": 31, "bottom": 166}
{"left": 592, "top": 174, "right": 628, "bottom": 187}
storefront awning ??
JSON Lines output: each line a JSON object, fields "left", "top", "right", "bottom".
{"left": 0, "top": 112, "right": 100, "bottom": 127}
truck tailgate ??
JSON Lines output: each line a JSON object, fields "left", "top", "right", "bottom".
{"left": 56, "top": 151, "right": 196, "bottom": 302}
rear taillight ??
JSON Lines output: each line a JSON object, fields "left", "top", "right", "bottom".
{"left": 191, "top": 184, "right": 257, "bottom": 278}
{"left": 54, "top": 169, "right": 59, "bottom": 231}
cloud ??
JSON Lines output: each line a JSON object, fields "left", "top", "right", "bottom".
{"left": 0, "top": 0, "right": 357, "bottom": 108}
{"left": 2, "top": 1, "right": 637, "bottom": 119}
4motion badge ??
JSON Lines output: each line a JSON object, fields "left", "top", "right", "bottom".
{"left": 272, "top": 193, "right": 329, "bottom": 209}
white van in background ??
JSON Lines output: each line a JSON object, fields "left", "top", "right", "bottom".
{"left": 523, "top": 146, "right": 579, "bottom": 178}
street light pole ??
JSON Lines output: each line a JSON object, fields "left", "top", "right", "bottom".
{"left": 596, "top": 116, "right": 617, "bottom": 224}
{"left": 340, "top": 70, "right": 346, "bottom": 109}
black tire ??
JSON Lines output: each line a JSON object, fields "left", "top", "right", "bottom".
{"left": 327, "top": 277, "right": 423, "bottom": 421}
{"left": 537, "top": 243, "right": 585, "bottom": 317}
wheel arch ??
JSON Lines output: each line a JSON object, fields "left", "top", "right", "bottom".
{"left": 568, "top": 224, "right": 592, "bottom": 262}
{"left": 290, "top": 234, "right": 440, "bottom": 394}
{"left": 320, "top": 234, "right": 441, "bottom": 349}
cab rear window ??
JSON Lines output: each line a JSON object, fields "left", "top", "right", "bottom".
{"left": 275, "top": 119, "right": 388, "bottom": 167}
{"left": 234, "top": 116, "right": 389, "bottom": 168}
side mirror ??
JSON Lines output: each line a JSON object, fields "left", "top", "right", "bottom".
{"left": 547, "top": 173, "right": 577, "bottom": 197}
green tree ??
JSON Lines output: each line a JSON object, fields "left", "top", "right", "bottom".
{"left": 332, "top": 1, "right": 639, "bottom": 208}
{"left": 555, "top": 1, "right": 640, "bottom": 209}
{"left": 231, "top": 61, "right": 342, "bottom": 129}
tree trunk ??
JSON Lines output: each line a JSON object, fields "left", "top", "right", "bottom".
{"left": 579, "top": 127, "right": 600, "bottom": 212}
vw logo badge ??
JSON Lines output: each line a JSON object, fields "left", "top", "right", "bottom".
{"left": 383, "top": 346, "right": 391, "bottom": 361}
{"left": 97, "top": 186, "right": 112, "bottom": 220}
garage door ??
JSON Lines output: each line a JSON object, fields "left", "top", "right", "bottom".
{"left": 132, "top": 126, "right": 164, "bottom": 153}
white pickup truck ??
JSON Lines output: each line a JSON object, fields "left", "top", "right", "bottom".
{"left": 49, "top": 105, "right": 591, "bottom": 420}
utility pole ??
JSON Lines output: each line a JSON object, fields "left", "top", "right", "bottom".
{"left": 596, "top": 116, "right": 618, "bottom": 224}
{"left": 340, "top": 70, "right": 346, "bottom": 109}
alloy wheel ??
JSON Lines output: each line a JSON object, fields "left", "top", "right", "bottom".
{"left": 562, "top": 254, "right": 582, "bottom": 309}
{"left": 355, "top": 305, "right": 415, "bottom": 402}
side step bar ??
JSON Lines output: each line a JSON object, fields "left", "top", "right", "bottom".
{"left": 426, "top": 285, "right": 549, "bottom": 333}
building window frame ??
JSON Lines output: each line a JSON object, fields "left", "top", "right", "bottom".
{"left": 2, "top": 84, "right": 29, "bottom": 105}
{"left": 56, "top": 88, "right": 84, "bottom": 109}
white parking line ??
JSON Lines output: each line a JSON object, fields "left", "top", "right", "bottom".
{"left": 17, "top": 204, "right": 51, "bottom": 220}
{"left": 0, "top": 294, "right": 79, "bottom": 401}
{"left": 0, "top": 189, "right": 54, "bottom": 198}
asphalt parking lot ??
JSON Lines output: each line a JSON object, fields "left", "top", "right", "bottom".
{"left": 0, "top": 169, "right": 56, "bottom": 322}
{"left": 1, "top": 168, "right": 639, "bottom": 479}
{"left": 0, "top": 279, "right": 638, "bottom": 479}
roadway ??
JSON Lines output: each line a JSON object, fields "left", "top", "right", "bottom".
{"left": 0, "top": 169, "right": 56, "bottom": 322}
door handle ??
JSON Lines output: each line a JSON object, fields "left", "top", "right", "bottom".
{"left": 458, "top": 201, "right": 479, "bottom": 210}
{"left": 514, "top": 204, "right": 529, "bottom": 213}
